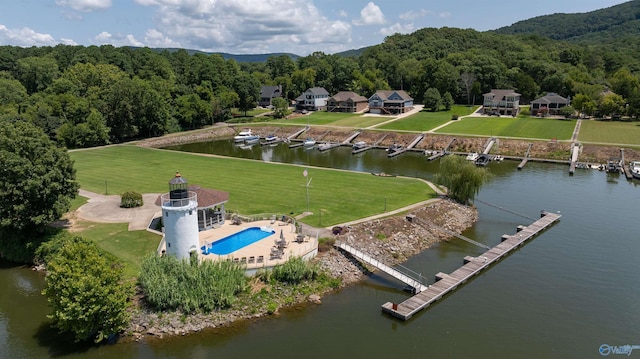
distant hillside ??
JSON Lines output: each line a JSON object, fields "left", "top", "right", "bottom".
{"left": 494, "top": 0, "right": 640, "bottom": 43}
{"left": 153, "top": 48, "right": 300, "bottom": 62}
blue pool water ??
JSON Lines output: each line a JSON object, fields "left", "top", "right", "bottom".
{"left": 202, "top": 227, "right": 275, "bottom": 255}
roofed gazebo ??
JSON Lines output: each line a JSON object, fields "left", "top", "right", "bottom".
{"left": 156, "top": 185, "right": 229, "bottom": 231}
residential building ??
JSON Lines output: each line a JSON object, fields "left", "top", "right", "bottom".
{"left": 326, "top": 91, "right": 368, "bottom": 113}
{"left": 530, "top": 93, "right": 571, "bottom": 115}
{"left": 368, "top": 90, "right": 414, "bottom": 114}
{"left": 259, "top": 85, "right": 283, "bottom": 108}
{"left": 482, "top": 89, "right": 521, "bottom": 116}
{"left": 295, "top": 87, "right": 329, "bottom": 111}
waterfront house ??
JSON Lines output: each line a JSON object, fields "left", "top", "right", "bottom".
{"left": 326, "top": 91, "right": 368, "bottom": 113}
{"left": 295, "top": 87, "right": 329, "bottom": 111}
{"left": 482, "top": 89, "right": 521, "bottom": 116}
{"left": 368, "top": 90, "right": 414, "bottom": 114}
{"left": 530, "top": 93, "right": 571, "bottom": 116}
{"left": 259, "top": 85, "right": 283, "bottom": 108}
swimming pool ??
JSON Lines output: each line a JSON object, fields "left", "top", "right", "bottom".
{"left": 202, "top": 226, "right": 275, "bottom": 255}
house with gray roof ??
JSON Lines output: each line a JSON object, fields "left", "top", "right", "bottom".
{"left": 259, "top": 85, "right": 283, "bottom": 108}
{"left": 368, "top": 90, "right": 413, "bottom": 114}
{"left": 482, "top": 89, "right": 521, "bottom": 116}
{"left": 326, "top": 91, "right": 368, "bottom": 113}
{"left": 295, "top": 87, "right": 329, "bottom": 111}
{"left": 530, "top": 93, "right": 570, "bottom": 116}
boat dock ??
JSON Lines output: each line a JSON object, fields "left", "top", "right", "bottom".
{"left": 387, "top": 133, "right": 424, "bottom": 158}
{"left": 569, "top": 143, "right": 580, "bottom": 174}
{"left": 318, "top": 132, "right": 362, "bottom": 152}
{"left": 517, "top": 143, "right": 533, "bottom": 170}
{"left": 427, "top": 137, "right": 456, "bottom": 161}
{"left": 287, "top": 126, "right": 308, "bottom": 141}
{"left": 352, "top": 134, "right": 387, "bottom": 154}
{"left": 381, "top": 211, "right": 561, "bottom": 321}
{"left": 621, "top": 148, "right": 633, "bottom": 180}
{"left": 482, "top": 137, "right": 496, "bottom": 154}
{"left": 336, "top": 242, "right": 428, "bottom": 293}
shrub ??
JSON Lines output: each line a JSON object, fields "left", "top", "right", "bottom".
{"left": 42, "top": 235, "right": 131, "bottom": 343}
{"left": 120, "top": 191, "right": 143, "bottom": 208}
{"left": 317, "top": 237, "right": 335, "bottom": 252}
{"left": 139, "top": 254, "right": 248, "bottom": 313}
{"left": 271, "top": 256, "right": 319, "bottom": 284}
{"left": 451, "top": 114, "right": 459, "bottom": 120}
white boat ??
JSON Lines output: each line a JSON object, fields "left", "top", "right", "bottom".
{"left": 303, "top": 138, "right": 316, "bottom": 147}
{"left": 631, "top": 161, "right": 640, "bottom": 179}
{"left": 233, "top": 128, "right": 253, "bottom": 142}
{"left": 264, "top": 134, "right": 278, "bottom": 142}
{"left": 243, "top": 135, "right": 260, "bottom": 144}
{"left": 352, "top": 141, "right": 367, "bottom": 150}
{"left": 465, "top": 152, "right": 479, "bottom": 161}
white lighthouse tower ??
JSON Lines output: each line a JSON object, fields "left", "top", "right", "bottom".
{"left": 160, "top": 172, "right": 199, "bottom": 261}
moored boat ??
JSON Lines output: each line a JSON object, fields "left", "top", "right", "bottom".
{"left": 234, "top": 128, "right": 253, "bottom": 142}
{"left": 465, "top": 152, "right": 479, "bottom": 161}
{"left": 474, "top": 154, "right": 490, "bottom": 166}
{"left": 352, "top": 141, "right": 367, "bottom": 150}
{"left": 303, "top": 138, "right": 316, "bottom": 147}
{"left": 631, "top": 161, "right": 640, "bottom": 179}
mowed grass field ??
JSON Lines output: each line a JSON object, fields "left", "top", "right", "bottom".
{"left": 578, "top": 120, "right": 640, "bottom": 145}
{"left": 378, "top": 105, "right": 477, "bottom": 131}
{"left": 70, "top": 146, "right": 436, "bottom": 228}
{"left": 282, "top": 112, "right": 391, "bottom": 128}
{"left": 436, "top": 116, "right": 576, "bottom": 140}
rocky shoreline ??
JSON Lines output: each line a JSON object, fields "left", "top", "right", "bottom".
{"left": 126, "top": 198, "right": 477, "bottom": 341}
{"left": 138, "top": 123, "right": 639, "bottom": 164}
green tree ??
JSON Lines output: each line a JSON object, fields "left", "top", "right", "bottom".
{"left": 423, "top": 87, "right": 442, "bottom": 111}
{"left": 443, "top": 92, "right": 454, "bottom": 111}
{"left": 42, "top": 235, "right": 131, "bottom": 343}
{"left": 271, "top": 97, "right": 290, "bottom": 118}
{"left": 232, "top": 72, "right": 260, "bottom": 116}
{"left": 16, "top": 56, "right": 60, "bottom": 94}
{"left": 0, "top": 119, "right": 78, "bottom": 231}
{"left": 435, "top": 155, "right": 489, "bottom": 204}
{"left": 598, "top": 92, "right": 625, "bottom": 117}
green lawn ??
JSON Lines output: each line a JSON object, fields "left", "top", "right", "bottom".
{"left": 70, "top": 145, "right": 436, "bottom": 228}
{"left": 284, "top": 112, "right": 362, "bottom": 126}
{"left": 230, "top": 108, "right": 272, "bottom": 117}
{"left": 435, "top": 116, "right": 576, "bottom": 140}
{"left": 377, "top": 105, "right": 477, "bottom": 131}
{"left": 578, "top": 120, "right": 640, "bottom": 145}
{"left": 75, "top": 221, "right": 161, "bottom": 278}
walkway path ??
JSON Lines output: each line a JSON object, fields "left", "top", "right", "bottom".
{"left": 364, "top": 105, "right": 424, "bottom": 129}
{"left": 76, "top": 189, "right": 162, "bottom": 231}
{"left": 427, "top": 106, "right": 483, "bottom": 133}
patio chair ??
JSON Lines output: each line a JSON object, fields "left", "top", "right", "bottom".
{"left": 257, "top": 255, "right": 264, "bottom": 263}
{"left": 248, "top": 256, "right": 255, "bottom": 264}
{"left": 240, "top": 257, "right": 247, "bottom": 263}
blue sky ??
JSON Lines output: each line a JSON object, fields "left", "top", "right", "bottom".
{"left": 0, "top": 0, "right": 629, "bottom": 55}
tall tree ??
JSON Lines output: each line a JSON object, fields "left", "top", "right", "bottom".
{"left": 0, "top": 119, "right": 78, "bottom": 231}
{"left": 16, "top": 56, "right": 60, "bottom": 94}
{"left": 43, "top": 235, "right": 131, "bottom": 343}
{"left": 232, "top": 72, "right": 260, "bottom": 116}
{"left": 435, "top": 155, "right": 489, "bottom": 205}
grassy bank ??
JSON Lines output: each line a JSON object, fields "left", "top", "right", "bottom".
{"left": 69, "top": 145, "right": 436, "bottom": 227}
{"left": 436, "top": 116, "right": 575, "bottom": 140}
{"left": 578, "top": 119, "right": 640, "bottom": 145}
{"left": 377, "top": 105, "right": 476, "bottom": 131}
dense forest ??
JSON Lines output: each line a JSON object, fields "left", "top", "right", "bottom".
{"left": 2, "top": 2, "right": 640, "bottom": 148}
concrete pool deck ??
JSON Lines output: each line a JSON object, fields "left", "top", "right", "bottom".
{"left": 198, "top": 219, "right": 319, "bottom": 270}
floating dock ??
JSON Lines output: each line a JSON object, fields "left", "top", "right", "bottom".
{"left": 427, "top": 138, "right": 456, "bottom": 161}
{"left": 352, "top": 134, "right": 387, "bottom": 154}
{"left": 517, "top": 143, "right": 533, "bottom": 170}
{"left": 482, "top": 137, "right": 496, "bottom": 155}
{"left": 621, "top": 148, "right": 633, "bottom": 180}
{"left": 381, "top": 211, "right": 561, "bottom": 321}
{"left": 569, "top": 143, "right": 580, "bottom": 174}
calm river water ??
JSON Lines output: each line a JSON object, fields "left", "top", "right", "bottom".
{"left": 2, "top": 141, "right": 639, "bottom": 358}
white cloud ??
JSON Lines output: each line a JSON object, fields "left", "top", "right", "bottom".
{"left": 93, "top": 31, "right": 145, "bottom": 47}
{"left": 144, "top": 29, "right": 182, "bottom": 48}
{"left": 439, "top": 12, "right": 451, "bottom": 18}
{"left": 0, "top": 25, "right": 58, "bottom": 46}
{"left": 60, "top": 38, "right": 79, "bottom": 45}
{"left": 133, "top": 0, "right": 352, "bottom": 54}
{"left": 338, "top": 10, "right": 348, "bottom": 18}
{"left": 55, "top": 0, "right": 112, "bottom": 12}
{"left": 379, "top": 23, "right": 415, "bottom": 36}
{"left": 399, "top": 9, "right": 431, "bottom": 20}
{"left": 353, "top": 2, "right": 386, "bottom": 26}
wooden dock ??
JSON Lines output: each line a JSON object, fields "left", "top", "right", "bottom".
{"left": 336, "top": 242, "right": 428, "bottom": 293}
{"left": 427, "top": 137, "right": 456, "bottom": 161}
{"left": 286, "top": 126, "right": 308, "bottom": 141}
{"left": 517, "top": 143, "right": 533, "bottom": 170}
{"left": 482, "top": 137, "right": 496, "bottom": 155}
{"left": 381, "top": 211, "right": 561, "bottom": 320}
{"left": 621, "top": 148, "right": 633, "bottom": 180}
{"left": 569, "top": 143, "right": 580, "bottom": 174}
{"left": 352, "top": 134, "right": 387, "bottom": 154}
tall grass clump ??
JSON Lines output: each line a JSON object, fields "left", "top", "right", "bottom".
{"left": 120, "top": 191, "right": 143, "bottom": 208}
{"left": 271, "top": 257, "right": 320, "bottom": 284}
{"left": 139, "top": 254, "right": 248, "bottom": 313}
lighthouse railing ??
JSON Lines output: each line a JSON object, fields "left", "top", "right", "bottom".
{"left": 160, "top": 191, "right": 197, "bottom": 208}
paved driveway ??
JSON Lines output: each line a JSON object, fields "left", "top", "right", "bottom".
{"left": 76, "top": 189, "right": 162, "bottom": 230}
